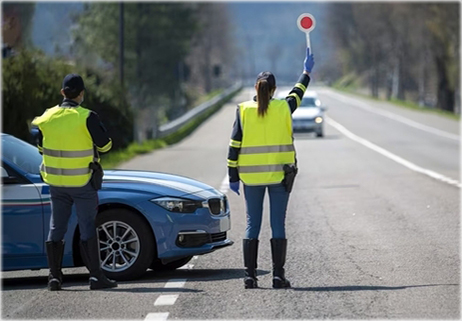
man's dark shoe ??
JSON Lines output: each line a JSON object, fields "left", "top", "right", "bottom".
{"left": 80, "top": 236, "right": 118, "bottom": 290}
{"left": 46, "top": 240, "right": 65, "bottom": 291}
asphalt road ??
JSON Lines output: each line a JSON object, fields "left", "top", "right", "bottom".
{"left": 2, "top": 86, "right": 459, "bottom": 320}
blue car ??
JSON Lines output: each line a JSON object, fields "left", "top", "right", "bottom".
{"left": 1, "top": 133, "right": 233, "bottom": 280}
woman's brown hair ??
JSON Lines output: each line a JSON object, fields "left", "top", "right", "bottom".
{"left": 256, "top": 71, "right": 276, "bottom": 117}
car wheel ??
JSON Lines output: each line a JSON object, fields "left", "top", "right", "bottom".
{"left": 316, "top": 130, "right": 324, "bottom": 138}
{"left": 150, "top": 256, "right": 193, "bottom": 271}
{"left": 95, "top": 208, "right": 155, "bottom": 281}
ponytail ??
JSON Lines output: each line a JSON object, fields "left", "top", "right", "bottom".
{"left": 256, "top": 79, "right": 270, "bottom": 117}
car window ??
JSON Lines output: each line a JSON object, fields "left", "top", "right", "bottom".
{"left": 300, "top": 97, "right": 321, "bottom": 108}
{"left": 2, "top": 135, "right": 42, "bottom": 174}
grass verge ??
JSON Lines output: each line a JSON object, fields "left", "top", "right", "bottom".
{"left": 100, "top": 88, "right": 240, "bottom": 169}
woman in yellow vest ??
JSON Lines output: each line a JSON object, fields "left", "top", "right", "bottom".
{"left": 227, "top": 48, "right": 314, "bottom": 289}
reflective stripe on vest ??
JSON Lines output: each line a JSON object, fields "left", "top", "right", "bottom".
{"left": 40, "top": 164, "right": 91, "bottom": 175}
{"left": 237, "top": 99, "right": 295, "bottom": 185}
{"left": 240, "top": 144, "right": 295, "bottom": 155}
{"left": 42, "top": 147, "right": 94, "bottom": 158}
{"left": 32, "top": 105, "right": 94, "bottom": 187}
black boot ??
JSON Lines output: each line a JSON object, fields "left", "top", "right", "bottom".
{"left": 243, "top": 239, "right": 259, "bottom": 289}
{"left": 80, "top": 236, "right": 118, "bottom": 290}
{"left": 271, "top": 238, "right": 291, "bottom": 288}
{"left": 45, "top": 240, "right": 65, "bottom": 291}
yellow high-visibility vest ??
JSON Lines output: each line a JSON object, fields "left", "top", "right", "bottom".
{"left": 32, "top": 106, "right": 95, "bottom": 187}
{"left": 238, "top": 99, "right": 295, "bottom": 185}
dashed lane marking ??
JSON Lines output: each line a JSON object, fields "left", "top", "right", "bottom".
{"left": 164, "top": 279, "right": 187, "bottom": 289}
{"left": 154, "top": 295, "right": 179, "bottom": 306}
{"left": 327, "top": 117, "right": 461, "bottom": 188}
{"left": 144, "top": 313, "right": 169, "bottom": 321}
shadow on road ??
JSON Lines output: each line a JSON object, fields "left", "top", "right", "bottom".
{"left": 138, "top": 267, "right": 269, "bottom": 283}
{"left": 1, "top": 268, "right": 266, "bottom": 291}
{"left": 293, "top": 284, "right": 459, "bottom": 292}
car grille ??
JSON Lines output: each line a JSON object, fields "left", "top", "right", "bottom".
{"left": 211, "top": 232, "right": 227, "bottom": 243}
{"left": 176, "top": 232, "right": 227, "bottom": 247}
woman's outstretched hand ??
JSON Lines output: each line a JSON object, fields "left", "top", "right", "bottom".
{"left": 304, "top": 47, "right": 314, "bottom": 74}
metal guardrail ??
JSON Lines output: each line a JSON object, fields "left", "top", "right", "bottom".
{"left": 157, "top": 81, "right": 243, "bottom": 138}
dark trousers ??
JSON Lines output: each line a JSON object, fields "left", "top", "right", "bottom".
{"left": 48, "top": 182, "right": 98, "bottom": 242}
{"left": 243, "top": 183, "right": 290, "bottom": 239}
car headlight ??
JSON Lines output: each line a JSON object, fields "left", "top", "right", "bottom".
{"left": 315, "top": 117, "right": 323, "bottom": 124}
{"left": 150, "top": 197, "right": 203, "bottom": 213}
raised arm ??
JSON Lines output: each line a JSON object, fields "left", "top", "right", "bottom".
{"left": 285, "top": 47, "right": 315, "bottom": 113}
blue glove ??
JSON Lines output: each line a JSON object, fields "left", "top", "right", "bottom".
{"left": 304, "top": 47, "right": 315, "bottom": 73}
{"left": 229, "top": 181, "right": 240, "bottom": 195}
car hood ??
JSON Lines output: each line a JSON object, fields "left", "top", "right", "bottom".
{"left": 102, "top": 170, "right": 224, "bottom": 200}
{"left": 292, "top": 107, "right": 322, "bottom": 119}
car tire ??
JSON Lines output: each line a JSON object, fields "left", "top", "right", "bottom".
{"left": 149, "top": 256, "right": 193, "bottom": 271}
{"left": 316, "top": 131, "right": 324, "bottom": 138}
{"left": 95, "top": 208, "right": 155, "bottom": 281}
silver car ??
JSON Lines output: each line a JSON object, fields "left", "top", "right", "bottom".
{"left": 291, "top": 91, "right": 326, "bottom": 137}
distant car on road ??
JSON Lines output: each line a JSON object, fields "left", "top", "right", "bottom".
{"left": 279, "top": 90, "right": 326, "bottom": 137}
{"left": 1, "top": 133, "right": 233, "bottom": 280}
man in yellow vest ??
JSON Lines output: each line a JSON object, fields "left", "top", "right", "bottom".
{"left": 227, "top": 48, "right": 314, "bottom": 289}
{"left": 31, "top": 74, "right": 117, "bottom": 291}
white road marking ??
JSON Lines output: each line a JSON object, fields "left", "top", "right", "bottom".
{"left": 164, "top": 279, "right": 187, "bottom": 288}
{"left": 154, "top": 295, "right": 179, "bottom": 306}
{"left": 321, "top": 89, "right": 460, "bottom": 141}
{"left": 144, "top": 312, "right": 169, "bottom": 321}
{"left": 192, "top": 255, "right": 199, "bottom": 260}
{"left": 178, "top": 264, "right": 194, "bottom": 270}
{"left": 219, "top": 174, "right": 229, "bottom": 194}
{"left": 326, "top": 117, "right": 461, "bottom": 188}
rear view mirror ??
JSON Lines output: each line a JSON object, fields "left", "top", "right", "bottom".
{"left": 320, "top": 106, "right": 328, "bottom": 111}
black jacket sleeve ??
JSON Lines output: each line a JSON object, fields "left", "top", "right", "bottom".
{"left": 285, "top": 73, "right": 311, "bottom": 113}
{"left": 86, "top": 111, "right": 112, "bottom": 154}
{"left": 30, "top": 126, "right": 43, "bottom": 154}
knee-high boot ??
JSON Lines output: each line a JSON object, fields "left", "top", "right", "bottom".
{"left": 271, "top": 238, "right": 291, "bottom": 288}
{"left": 243, "top": 239, "right": 259, "bottom": 289}
{"left": 80, "top": 236, "right": 118, "bottom": 290}
{"left": 45, "top": 240, "right": 65, "bottom": 291}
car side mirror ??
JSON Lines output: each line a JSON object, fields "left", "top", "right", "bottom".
{"left": 321, "top": 106, "right": 328, "bottom": 111}
{"left": 1, "top": 167, "right": 20, "bottom": 184}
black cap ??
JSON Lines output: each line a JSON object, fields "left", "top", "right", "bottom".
{"left": 256, "top": 71, "right": 276, "bottom": 87}
{"left": 62, "top": 74, "right": 85, "bottom": 93}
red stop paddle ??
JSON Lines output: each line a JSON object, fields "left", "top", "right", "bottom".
{"left": 297, "top": 13, "right": 316, "bottom": 52}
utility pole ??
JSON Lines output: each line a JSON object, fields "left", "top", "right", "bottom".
{"left": 119, "top": 2, "right": 124, "bottom": 87}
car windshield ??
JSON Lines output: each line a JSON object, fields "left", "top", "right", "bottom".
{"left": 300, "top": 97, "right": 320, "bottom": 108}
{"left": 2, "top": 135, "right": 42, "bottom": 174}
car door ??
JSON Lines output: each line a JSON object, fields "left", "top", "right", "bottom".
{"left": 1, "top": 162, "right": 45, "bottom": 260}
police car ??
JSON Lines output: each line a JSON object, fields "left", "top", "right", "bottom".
{"left": 2, "top": 133, "right": 232, "bottom": 280}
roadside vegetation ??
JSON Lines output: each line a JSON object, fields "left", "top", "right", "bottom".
{"left": 324, "top": 3, "right": 459, "bottom": 115}
{"left": 332, "top": 80, "right": 460, "bottom": 121}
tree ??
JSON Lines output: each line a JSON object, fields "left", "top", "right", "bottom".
{"left": 2, "top": 3, "right": 35, "bottom": 48}
{"left": 426, "top": 3, "right": 460, "bottom": 112}
{"left": 74, "top": 3, "right": 199, "bottom": 141}
{"left": 325, "top": 2, "right": 460, "bottom": 112}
